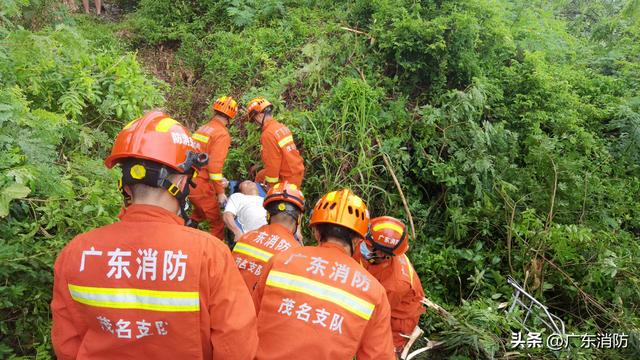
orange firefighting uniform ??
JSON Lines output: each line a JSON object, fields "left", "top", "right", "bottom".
{"left": 232, "top": 223, "right": 301, "bottom": 292}
{"left": 189, "top": 119, "right": 231, "bottom": 239}
{"left": 253, "top": 242, "right": 395, "bottom": 360}
{"left": 354, "top": 245, "right": 426, "bottom": 350}
{"left": 51, "top": 204, "right": 258, "bottom": 360}
{"left": 255, "top": 119, "right": 304, "bottom": 187}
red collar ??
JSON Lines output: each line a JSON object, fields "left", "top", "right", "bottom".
{"left": 118, "top": 204, "right": 184, "bottom": 226}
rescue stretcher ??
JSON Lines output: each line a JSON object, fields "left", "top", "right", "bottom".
{"left": 226, "top": 180, "right": 267, "bottom": 235}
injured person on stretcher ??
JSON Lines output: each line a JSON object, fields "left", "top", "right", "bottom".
{"left": 223, "top": 180, "right": 268, "bottom": 242}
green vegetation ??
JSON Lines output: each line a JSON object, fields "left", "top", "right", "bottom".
{"left": 0, "top": 2, "right": 164, "bottom": 357}
{"left": 1, "top": 0, "right": 639, "bottom": 358}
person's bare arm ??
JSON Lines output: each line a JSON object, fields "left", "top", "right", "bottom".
{"left": 223, "top": 211, "right": 243, "bottom": 241}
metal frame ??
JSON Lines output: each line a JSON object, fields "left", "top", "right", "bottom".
{"left": 399, "top": 278, "right": 566, "bottom": 359}
{"left": 507, "top": 276, "right": 565, "bottom": 335}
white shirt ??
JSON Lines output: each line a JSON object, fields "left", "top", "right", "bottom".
{"left": 224, "top": 193, "right": 267, "bottom": 233}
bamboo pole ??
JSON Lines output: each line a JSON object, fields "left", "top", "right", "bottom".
{"left": 376, "top": 136, "right": 417, "bottom": 240}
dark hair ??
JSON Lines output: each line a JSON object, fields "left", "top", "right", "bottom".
{"left": 313, "top": 223, "right": 359, "bottom": 245}
{"left": 265, "top": 201, "right": 302, "bottom": 220}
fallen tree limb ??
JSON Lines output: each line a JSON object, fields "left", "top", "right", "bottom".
{"left": 400, "top": 324, "right": 446, "bottom": 359}
{"left": 405, "top": 340, "right": 445, "bottom": 360}
{"left": 400, "top": 326, "right": 424, "bottom": 360}
{"left": 340, "top": 26, "right": 375, "bottom": 44}
{"left": 421, "top": 297, "right": 457, "bottom": 324}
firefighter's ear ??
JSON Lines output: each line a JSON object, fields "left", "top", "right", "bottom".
{"left": 122, "top": 184, "right": 133, "bottom": 197}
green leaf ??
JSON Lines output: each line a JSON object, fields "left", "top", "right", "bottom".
{"left": 0, "top": 183, "right": 31, "bottom": 218}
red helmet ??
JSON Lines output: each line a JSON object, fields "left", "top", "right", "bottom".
{"left": 310, "top": 189, "right": 369, "bottom": 237}
{"left": 365, "top": 216, "right": 409, "bottom": 256}
{"left": 104, "top": 110, "right": 201, "bottom": 173}
{"left": 246, "top": 97, "right": 273, "bottom": 118}
{"left": 213, "top": 96, "right": 238, "bottom": 119}
{"left": 264, "top": 182, "right": 305, "bottom": 211}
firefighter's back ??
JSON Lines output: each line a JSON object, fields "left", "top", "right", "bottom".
{"left": 52, "top": 204, "right": 257, "bottom": 360}
{"left": 255, "top": 243, "right": 393, "bottom": 360}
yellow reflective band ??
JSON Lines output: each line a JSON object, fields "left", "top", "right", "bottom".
{"left": 193, "top": 133, "right": 210, "bottom": 143}
{"left": 373, "top": 222, "right": 404, "bottom": 235}
{"left": 277, "top": 135, "right": 294, "bottom": 148}
{"left": 155, "top": 118, "right": 179, "bottom": 133}
{"left": 266, "top": 270, "right": 375, "bottom": 320}
{"left": 209, "top": 173, "right": 223, "bottom": 181}
{"left": 233, "top": 242, "right": 274, "bottom": 262}
{"left": 68, "top": 284, "right": 199, "bottom": 312}
{"left": 265, "top": 176, "right": 279, "bottom": 183}
{"left": 404, "top": 255, "right": 414, "bottom": 286}
{"left": 325, "top": 191, "right": 336, "bottom": 202}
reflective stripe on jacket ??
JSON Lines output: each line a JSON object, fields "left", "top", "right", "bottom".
{"left": 51, "top": 204, "right": 258, "bottom": 360}
{"left": 258, "top": 119, "right": 304, "bottom": 186}
{"left": 253, "top": 242, "right": 395, "bottom": 360}
{"left": 232, "top": 223, "right": 301, "bottom": 291}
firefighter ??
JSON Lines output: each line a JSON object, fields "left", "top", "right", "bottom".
{"left": 245, "top": 97, "right": 305, "bottom": 188}
{"left": 189, "top": 96, "right": 238, "bottom": 239}
{"left": 355, "top": 216, "right": 426, "bottom": 353}
{"left": 51, "top": 111, "right": 258, "bottom": 360}
{"left": 232, "top": 182, "right": 304, "bottom": 291}
{"left": 252, "top": 189, "right": 395, "bottom": 360}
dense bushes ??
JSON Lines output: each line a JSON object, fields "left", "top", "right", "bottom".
{"left": 126, "top": 0, "right": 639, "bottom": 358}
{"left": 0, "top": 21, "right": 164, "bottom": 357}
{"left": 1, "top": 0, "right": 639, "bottom": 358}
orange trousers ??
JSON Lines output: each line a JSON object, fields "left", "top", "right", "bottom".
{"left": 189, "top": 181, "right": 225, "bottom": 240}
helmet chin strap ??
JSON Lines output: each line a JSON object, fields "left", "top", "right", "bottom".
{"left": 360, "top": 242, "right": 391, "bottom": 263}
{"left": 291, "top": 213, "right": 305, "bottom": 246}
{"left": 119, "top": 164, "right": 193, "bottom": 223}
{"left": 173, "top": 177, "right": 194, "bottom": 223}
{"left": 118, "top": 152, "right": 208, "bottom": 225}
